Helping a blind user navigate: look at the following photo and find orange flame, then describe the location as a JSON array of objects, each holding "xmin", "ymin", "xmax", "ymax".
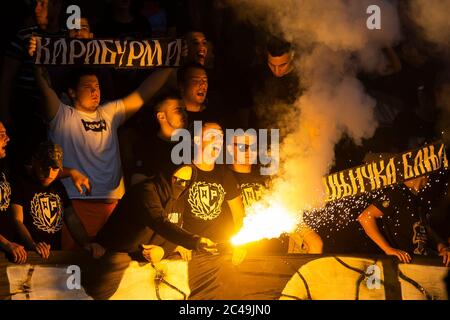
[{"xmin": 231, "ymin": 200, "xmax": 301, "ymax": 246}]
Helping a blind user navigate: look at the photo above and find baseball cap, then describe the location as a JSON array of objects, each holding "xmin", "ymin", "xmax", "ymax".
[{"xmin": 33, "ymin": 141, "xmax": 63, "ymax": 169}]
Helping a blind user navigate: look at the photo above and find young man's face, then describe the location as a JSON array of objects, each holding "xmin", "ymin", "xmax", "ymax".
[
  {"xmin": 180, "ymin": 68, "xmax": 208, "ymax": 106},
  {"xmin": 187, "ymin": 32, "xmax": 208, "ymax": 65},
  {"xmin": 200, "ymin": 123, "xmax": 223, "ymax": 164},
  {"xmin": 71, "ymin": 75, "xmax": 101, "ymax": 112},
  {"xmin": 34, "ymin": 164, "xmax": 60, "ymax": 187},
  {"xmin": 35, "ymin": 0, "xmax": 49, "ymax": 28},
  {"xmin": 0, "ymin": 122, "xmax": 10, "ymax": 159},
  {"xmin": 232, "ymin": 134, "xmax": 258, "ymax": 165},
  {"xmin": 68, "ymin": 18, "xmax": 92, "ymax": 39},
  {"xmin": 267, "ymin": 52, "xmax": 293, "ymax": 78},
  {"xmin": 160, "ymin": 99, "xmax": 187, "ymax": 130}
]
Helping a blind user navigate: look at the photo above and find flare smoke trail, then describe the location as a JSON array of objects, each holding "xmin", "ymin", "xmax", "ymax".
[{"xmin": 227, "ymin": 0, "xmax": 401, "ymax": 215}]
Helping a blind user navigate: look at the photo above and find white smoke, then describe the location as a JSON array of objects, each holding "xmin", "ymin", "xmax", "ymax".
[
  {"xmin": 408, "ymin": 0, "xmax": 450, "ymax": 48},
  {"xmin": 227, "ymin": 0, "xmax": 402, "ymax": 212}
]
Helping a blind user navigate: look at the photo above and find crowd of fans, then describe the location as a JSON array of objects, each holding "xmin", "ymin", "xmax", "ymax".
[{"xmin": 0, "ymin": 0, "xmax": 449, "ymax": 290}]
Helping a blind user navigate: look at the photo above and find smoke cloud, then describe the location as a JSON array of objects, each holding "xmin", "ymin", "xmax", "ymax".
[
  {"xmin": 408, "ymin": 0, "xmax": 450, "ymax": 48},
  {"xmin": 227, "ymin": 0, "xmax": 402, "ymax": 214}
]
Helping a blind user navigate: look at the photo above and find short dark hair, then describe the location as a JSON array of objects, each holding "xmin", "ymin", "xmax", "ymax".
[
  {"xmin": 67, "ymin": 68, "xmax": 99, "ymax": 91},
  {"xmin": 153, "ymin": 92, "xmax": 183, "ymax": 115},
  {"xmin": 177, "ymin": 62, "xmax": 207, "ymax": 87},
  {"xmin": 267, "ymin": 37, "xmax": 292, "ymax": 57}
]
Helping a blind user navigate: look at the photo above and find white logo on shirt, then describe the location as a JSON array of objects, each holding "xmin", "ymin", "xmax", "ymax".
[
  {"xmin": 241, "ymin": 183, "xmax": 265, "ymax": 208},
  {"xmin": 168, "ymin": 212, "xmax": 181, "ymax": 224},
  {"xmin": 0, "ymin": 173, "xmax": 11, "ymax": 212},
  {"xmin": 188, "ymin": 182, "xmax": 225, "ymax": 221},
  {"xmin": 30, "ymin": 193, "xmax": 64, "ymax": 233},
  {"xmin": 81, "ymin": 119, "xmax": 107, "ymax": 132}
]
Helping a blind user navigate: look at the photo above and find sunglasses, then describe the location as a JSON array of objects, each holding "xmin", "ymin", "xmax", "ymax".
[{"xmin": 234, "ymin": 143, "xmax": 258, "ymax": 152}]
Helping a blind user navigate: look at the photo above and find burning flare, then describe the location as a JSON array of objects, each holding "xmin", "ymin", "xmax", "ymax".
[{"xmin": 231, "ymin": 200, "xmax": 301, "ymax": 246}]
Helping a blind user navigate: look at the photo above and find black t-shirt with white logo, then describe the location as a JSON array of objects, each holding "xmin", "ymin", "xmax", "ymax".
[
  {"xmin": 11, "ymin": 173, "xmax": 70, "ymax": 249},
  {"xmin": 231, "ymin": 168, "xmax": 269, "ymax": 209},
  {"xmin": 181, "ymin": 165, "xmax": 241, "ymax": 243},
  {"xmin": 372, "ymin": 185, "xmax": 430, "ymax": 256},
  {"xmin": 0, "ymin": 161, "xmax": 13, "ymax": 239}
]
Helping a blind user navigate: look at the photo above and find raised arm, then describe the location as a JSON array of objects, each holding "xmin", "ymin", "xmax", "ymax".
[
  {"xmin": 122, "ymin": 68, "xmax": 173, "ymax": 120},
  {"xmin": 29, "ymin": 36, "xmax": 60, "ymax": 120},
  {"xmin": 33, "ymin": 65, "xmax": 61, "ymax": 120}
]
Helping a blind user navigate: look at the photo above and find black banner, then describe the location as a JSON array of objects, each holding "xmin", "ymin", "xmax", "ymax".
[
  {"xmin": 324, "ymin": 141, "xmax": 448, "ymax": 202},
  {"xmin": 34, "ymin": 37, "xmax": 182, "ymax": 68}
]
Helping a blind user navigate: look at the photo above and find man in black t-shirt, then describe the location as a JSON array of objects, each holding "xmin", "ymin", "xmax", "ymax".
[
  {"xmin": 179, "ymin": 123, "xmax": 245, "ymax": 245},
  {"xmin": 131, "ymin": 94, "xmax": 187, "ymax": 185},
  {"xmin": 227, "ymin": 130, "xmax": 323, "ymax": 254},
  {"xmin": 10, "ymin": 142, "xmax": 104, "ymax": 261},
  {"xmin": 249, "ymin": 38, "xmax": 301, "ymax": 130},
  {"xmin": 176, "ymin": 122, "xmax": 246, "ymax": 300},
  {"xmin": 358, "ymin": 175, "xmax": 450, "ymax": 266},
  {"xmin": 0, "ymin": 121, "xmax": 27, "ymax": 263}
]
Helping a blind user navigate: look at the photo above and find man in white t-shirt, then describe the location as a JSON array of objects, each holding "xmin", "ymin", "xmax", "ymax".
[{"xmin": 30, "ymin": 37, "xmax": 173, "ymax": 249}]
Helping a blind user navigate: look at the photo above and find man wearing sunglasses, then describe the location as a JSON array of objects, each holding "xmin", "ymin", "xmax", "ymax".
[{"xmin": 227, "ymin": 130, "xmax": 323, "ymax": 254}]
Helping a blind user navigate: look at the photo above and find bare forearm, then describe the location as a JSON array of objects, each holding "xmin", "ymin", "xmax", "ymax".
[
  {"xmin": 0, "ymin": 234, "xmax": 11, "ymax": 249},
  {"xmin": 137, "ymin": 68, "xmax": 173, "ymax": 103},
  {"xmin": 14, "ymin": 221, "xmax": 36, "ymax": 249},
  {"xmin": 59, "ymin": 167, "xmax": 75, "ymax": 179},
  {"xmin": 123, "ymin": 68, "xmax": 173, "ymax": 119},
  {"xmin": 359, "ymin": 215, "xmax": 391, "ymax": 252}
]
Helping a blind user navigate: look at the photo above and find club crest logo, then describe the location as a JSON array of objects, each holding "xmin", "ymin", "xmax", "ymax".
[
  {"xmin": 30, "ymin": 193, "xmax": 64, "ymax": 233},
  {"xmin": 0, "ymin": 173, "xmax": 11, "ymax": 212},
  {"xmin": 188, "ymin": 182, "xmax": 225, "ymax": 221},
  {"xmin": 241, "ymin": 183, "xmax": 265, "ymax": 208}
]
